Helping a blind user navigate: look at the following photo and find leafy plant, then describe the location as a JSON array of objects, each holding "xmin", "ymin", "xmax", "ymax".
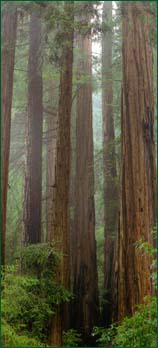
[
  {"xmin": 114, "ymin": 297, "xmax": 156, "ymax": 347},
  {"xmin": 21, "ymin": 242, "xmax": 60, "ymax": 275},
  {"xmin": 92, "ymin": 323, "xmax": 117, "ymax": 346},
  {"xmin": 135, "ymin": 236, "xmax": 156, "ymax": 285},
  {"xmin": 62, "ymin": 329, "xmax": 82, "ymax": 347},
  {"xmin": 93, "ymin": 297, "xmax": 156, "ymax": 347},
  {"xmin": 2, "ymin": 319, "xmax": 44, "ymax": 347},
  {"xmin": 2, "ymin": 243, "xmax": 72, "ymax": 344}
]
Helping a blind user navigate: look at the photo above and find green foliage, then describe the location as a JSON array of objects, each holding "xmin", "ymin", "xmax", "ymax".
[
  {"xmin": 115, "ymin": 297, "xmax": 156, "ymax": 347},
  {"xmin": 2, "ymin": 244, "xmax": 72, "ymax": 344},
  {"xmin": 92, "ymin": 323, "xmax": 117, "ymax": 346},
  {"xmin": 135, "ymin": 236, "xmax": 156, "ymax": 285},
  {"xmin": 62, "ymin": 329, "xmax": 82, "ymax": 347},
  {"xmin": 21, "ymin": 242, "xmax": 59, "ymax": 275},
  {"xmin": 2, "ymin": 266, "xmax": 52, "ymax": 343},
  {"xmin": 93, "ymin": 297, "xmax": 156, "ymax": 347},
  {"xmin": 2, "ymin": 319, "xmax": 43, "ymax": 347},
  {"xmin": 102, "ymin": 18, "xmax": 113, "ymax": 34},
  {"xmin": 135, "ymin": 239, "xmax": 155, "ymax": 255},
  {"xmin": 21, "ymin": 243, "xmax": 72, "ymax": 303}
]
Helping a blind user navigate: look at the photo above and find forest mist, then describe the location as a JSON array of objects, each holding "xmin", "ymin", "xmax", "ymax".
[{"xmin": 2, "ymin": 1, "xmax": 157, "ymax": 347}]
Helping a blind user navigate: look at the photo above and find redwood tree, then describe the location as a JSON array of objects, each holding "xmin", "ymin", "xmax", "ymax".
[
  {"xmin": 72, "ymin": 13, "xmax": 99, "ymax": 336},
  {"xmin": 116, "ymin": 1, "xmax": 156, "ymax": 321},
  {"xmin": 45, "ymin": 82, "xmax": 58, "ymax": 243},
  {"xmin": 50, "ymin": 2, "xmax": 74, "ymax": 345},
  {"xmin": 102, "ymin": 1, "xmax": 118, "ymax": 326},
  {"xmin": 23, "ymin": 9, "xmax": 43, "ymax": 244},
  {"xmin": 2, "ymin": 4, "xmax": 17, "ymax": 265}
]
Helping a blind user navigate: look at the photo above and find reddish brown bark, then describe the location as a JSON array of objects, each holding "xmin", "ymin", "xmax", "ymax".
[
  {"xmin": 69, "ymin": 98, "xmax": 77, "ymax": 287},
  {"xmin": 50, "ymin": 2, "xmax": 74, "ymax": 346},
  {"xmin": 45, "ymin": 83, "xmax": 58, "ymax": 243},
  {"xmin": 116, "ymin": 2, "xmax": 156, "ymax": 321},
  {"xmin": 23, "ymin": 10, "xmax": 43, "ymax": 245},
  {"xmin": 102, "ymin": 1, "xmax": 118, "ymax": 326},
  {"xmin": 2, "ymin": 6, "xmax": 17, "ymax": 265},
  {"xmin": 72, "ymin": 21, "xmax": 99, "ymax": 336}
]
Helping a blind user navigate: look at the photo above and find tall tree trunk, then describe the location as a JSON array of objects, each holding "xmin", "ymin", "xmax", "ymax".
[
  {"xmin": 23, "ymin": 10, "xmax": 43, "ymax": 245},
  {"xmin": 50, "ymin": 2, "xmax": 74, "ymax": 346},
  {"xmin": 69, "ymin": 98, "xmax": 77, "ymax": 310},
  {"xmin": 102, "ymin": 1, "xmax": 118, "ymax": 326},
  {"xmin": 46, "ymin": 111, "xmax": 58, "ymax": 242},
  {"xmin": 2, "ymin": 6, "xmax": 17, "ymax": 265},
  {"xmin": 72, "ymin": 19, "xmax": 99, "ymax": 337},
  {"xmin": 117, "ymin": 2, "xmax": 156, "ymax": 321},
  {"xmin": 45, "ymin": 83, "xmax": 58, "ymax": 243}
]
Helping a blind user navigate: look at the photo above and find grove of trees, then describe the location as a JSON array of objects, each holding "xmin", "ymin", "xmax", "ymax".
[{"xmin": 2, "ymin": 1, "xmax": 156, "ymax": 347}]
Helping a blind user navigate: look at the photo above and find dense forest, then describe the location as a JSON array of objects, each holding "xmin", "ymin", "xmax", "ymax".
[{"xmin": 2, "ymin": 1, "xmax": 157, "ymax": 347}]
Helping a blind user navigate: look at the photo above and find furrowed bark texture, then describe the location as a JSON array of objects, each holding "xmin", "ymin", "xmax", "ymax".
[
  {"xmin": 69, "ymin": 98, "xmax": 77, "ymax": 290},
  {"xmin": 117, "ymin": 2, "xmax": 156, "ymax": 321},
  {"xmin": 72, "ymin": 20, "xmax": 99, "ymax": 335},
  {"xmin": 23, "ymin": 11, "xmax": 43, "ymax": 244},
  {"xmin": 46, "ymin": 111, "xmax": 58, "ymax": 242},
  {"xmin": 102, "ymin": 1, "xmax": 118, "ymax": 326},
  {"xmin": 50, "ymin": 2, "xmax": 74, "ymax": 346},
  {"xmin": 46, "ymin": 82, "xmax": 58, "ymax": 243},
  {"xmin": 2, "ymin": 6, "xmax": 17, "ymax": 265}
]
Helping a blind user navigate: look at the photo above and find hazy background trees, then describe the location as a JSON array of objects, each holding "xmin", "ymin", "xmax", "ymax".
[{"xmin": 2, "ymin": 1, "xmax": 156, "ymax": 347}]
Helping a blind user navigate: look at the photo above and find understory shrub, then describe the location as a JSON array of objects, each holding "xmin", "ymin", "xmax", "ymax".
[
  {"xmin": 114, "ymin": 297, "xmax": 156, "ymax": 347},
  {"xmin": 2, "ymin": 319, "xmax": 43, "ymax": 347},
  {"xmin": 62, "ymin": 329, "xmax": 82, "ymax": 347},
  {"xmin": 93, "ymin": 297, "xmax": 156, "ymax": 347},
  {"xmin": 2, "ymin": 243, "xmax": 72, "ymax": 345},
  {"xmin": 92, "ymin": 323, "xmax": 117, "ymax": 346}
]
